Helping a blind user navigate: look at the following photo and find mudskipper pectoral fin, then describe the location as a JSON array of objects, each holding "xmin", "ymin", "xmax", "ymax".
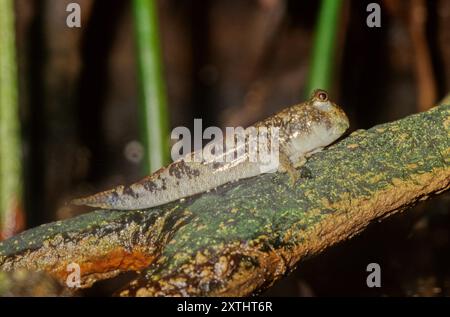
[{"xmin": 279, "ymin": 151, "xmax": 304, "ymax": 187}]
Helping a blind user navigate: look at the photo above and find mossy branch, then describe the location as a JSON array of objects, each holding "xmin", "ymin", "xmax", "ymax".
[{"xmin": 1, "ymin": 98, "xmax": 449, "ymax": 296}]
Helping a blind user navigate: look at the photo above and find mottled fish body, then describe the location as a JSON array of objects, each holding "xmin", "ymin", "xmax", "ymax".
[{"xmin": 72, "ymin": 90, "xmax": 349, "ymax": 210}]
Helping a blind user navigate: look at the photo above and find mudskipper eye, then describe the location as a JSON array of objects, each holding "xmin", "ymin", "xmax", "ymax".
[
  {"xmin": 313, "ymin": 90, "xmax": 332, "ymax": 111},
  {"xmin": 316, "ymin": 90, "xmax": 328, "ymax": 102}
]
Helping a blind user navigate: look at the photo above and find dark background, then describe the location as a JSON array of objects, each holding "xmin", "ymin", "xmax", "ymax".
[{"xmin": 11, "ymin": 0, "xmax": 450, "ymax": 296}]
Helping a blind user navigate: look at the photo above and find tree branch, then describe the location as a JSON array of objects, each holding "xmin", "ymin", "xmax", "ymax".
[{"xmin": 1, "ymin": 98, "xmax": 449, "ymax": 296}]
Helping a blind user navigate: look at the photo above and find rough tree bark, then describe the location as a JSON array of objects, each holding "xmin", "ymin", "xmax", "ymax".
[{"xmin": 0, "ymin": 98, "xmax": 449, "ymax": 296}]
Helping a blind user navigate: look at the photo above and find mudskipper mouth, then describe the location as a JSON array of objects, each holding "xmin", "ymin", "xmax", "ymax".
[{"xmin": 326, "ymin": 121, "xmax": 350, "ymax": 147}]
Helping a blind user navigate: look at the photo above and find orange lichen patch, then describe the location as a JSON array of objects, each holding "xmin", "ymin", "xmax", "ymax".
[
  {"xmin": 195, "ymin": 251, "xmax": 208, "ymax": 265},
  {"xmin": 213, "ymin": 256, "xmax": 230, "ymax": 277},
  {"xmin": 367, "ymin": 172, "xmax": 386, "ymax": 184},
  {"xmin": 443, "ymin": 115, "xmax": 450, "ymax": 129},
  {"xmin": 397, "ymin": 133, "xmax": 410, "ymax": 142},
  {"xmin": 52, "ymin": 247, "xmax": 155, "ymax": 287},
  {"xmin": 346, "ymin": 143, "xmax": 359, "ymax": 149},
  {"xmin": 349, "ymin": 129, "xmax": 366, "ymax": 137},
  {"xmin": 319, "ymin": 197, "xmax": 331, "ymax": 207}
]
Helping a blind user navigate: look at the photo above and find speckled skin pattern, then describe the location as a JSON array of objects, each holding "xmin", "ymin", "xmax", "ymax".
[{"xmin": 72, "ymin": 90, "xmax": 349, "ymax": 210}]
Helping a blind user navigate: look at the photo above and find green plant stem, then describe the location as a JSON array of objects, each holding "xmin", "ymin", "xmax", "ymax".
[
  {"xmin": 0, "ymin": 0, "xmax": 22, "ymax": 238},
  {"xmin": 132, "ymin": 0, "xmax": 170, "ymax": 173},
  {"xmin": 305, "ymin": 0, "xmax": 343, "ymax": 96}
]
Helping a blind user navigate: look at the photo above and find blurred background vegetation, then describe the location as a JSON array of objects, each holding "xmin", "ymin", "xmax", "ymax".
[{"xmin": 0, "ymin": 0, "xmax": 449, "ymax": 296}]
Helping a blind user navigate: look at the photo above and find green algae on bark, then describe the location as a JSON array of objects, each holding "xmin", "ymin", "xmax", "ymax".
[{"xmin": 0, "ymin": 100, "xmax": 449, "ymax": 296}]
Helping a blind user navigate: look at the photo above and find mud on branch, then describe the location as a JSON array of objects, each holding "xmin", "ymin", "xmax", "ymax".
[{"xmin": 0, "ymin": 98, "xmax": 449, "ymax": 296}]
